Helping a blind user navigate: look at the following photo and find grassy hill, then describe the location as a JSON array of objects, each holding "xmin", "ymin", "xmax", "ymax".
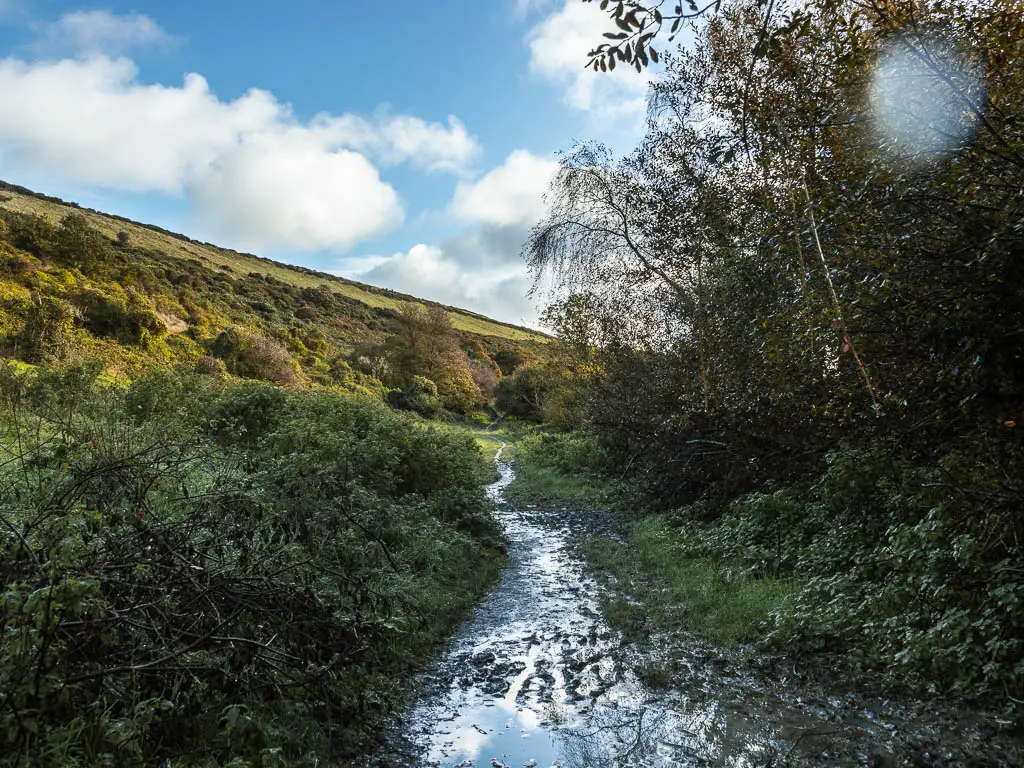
[
  {"xmin": 0, "ymin": 181, "xmax": 544, "ymax": 342},
  {"xmin": 0, "ymin": 181, "xmax": 546, "ymax": 407}
]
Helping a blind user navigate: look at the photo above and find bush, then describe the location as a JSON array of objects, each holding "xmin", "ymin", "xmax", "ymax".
[
  {"xmin": 211, "ymin": 327, "xmax": 302, "ymax": 386},
  {"xmin": 0, "ymin": 368, "xmax": 504, "ymax": 766},
  {"xmin": 4, "ymin": 212, "xmax": 55, "ymax": 255},
  {"xmin": 195, "ymin": 354, "xmax": 227, "ymax": 378},
  {"xmin": 74, "ymin": 287, "xmax": 167, "ymax": 349},
  {"xmin": 670, "ymin": 446, "xmax": 1024, "ymax": 697},
  {"xmin": 387, "ymin": 375, "xmax": 442, "ymax": 416},
  {"xmin": 507, "ymin": 431, "xmax": 614, "ymax": 505},
  {"xmin": 53, "ymin": 213, "xmax": 115, "ymax": 273},
  {"xmin": 17, "ymin": 295, "xmax": 79, "ymax": 363},
  {"xmin": 495, "ymin": 364, "xmax": 552, "ymax": 421}
]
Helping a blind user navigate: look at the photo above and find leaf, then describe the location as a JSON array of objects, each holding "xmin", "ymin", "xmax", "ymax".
[
  {"xmin": 650, "ymin": 47, "xmax": 659, "ymax": 63},
  {"xmin": 604, "ymin": 31, "xmax": 629, "ymax": 39}
]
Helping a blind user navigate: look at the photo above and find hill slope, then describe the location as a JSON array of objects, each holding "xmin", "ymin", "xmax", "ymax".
[
  {"xmin": 0, "ymin": 181, "xmax": 545, "ymax": 408},
  {"xmin": 0, "ymin": 181, "xmax": 544, "ymax": 342}
]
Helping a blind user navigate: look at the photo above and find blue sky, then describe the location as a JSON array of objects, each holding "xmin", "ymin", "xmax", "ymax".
[{"xmin": 0, "ymin": 0, "xmax": 655, "ymax": 325}]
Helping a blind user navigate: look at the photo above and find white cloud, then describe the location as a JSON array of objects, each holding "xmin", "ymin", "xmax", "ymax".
[
  {"xmin": 32, "ymin": 10, "xmax": 178, "ymax": 57},
  {"xmin": 325, "ymin": 113, "xmax": 479, "ymax": 173},
  {"xmin": 350, "ymin": 242, "xmax": 539, "ymax": 326},
  {"xmin": 527, "ymin": 0, "xmax": 653, "ymax": 117},
  {"xmin": 450, "ymin": 149, "xmax": 558, "ymax": 228},
  {"xmin": 191, "ymin": 130, "xmax": 402, "ymax": 252},
  {"xmin": 0, "ymin": 57, "xmax": 280, "ymax": 193},
  {"xmin": 337, "ymin": 149, "xmax": 561, "ymax": 324},
  {"xmin": 0, "ymin": 54, "xmax": 480, "ymax": 252}
]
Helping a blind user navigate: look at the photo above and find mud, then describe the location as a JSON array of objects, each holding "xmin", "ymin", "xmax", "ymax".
[{"xmin": 367, "ymin": 453, "xmax": 1020, "ymax": 767}]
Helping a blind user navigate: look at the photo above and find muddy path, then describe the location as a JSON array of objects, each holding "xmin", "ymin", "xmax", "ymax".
[{"xmin": 369, "ymin": 454, "xmax": 1019, "ymax": 767}]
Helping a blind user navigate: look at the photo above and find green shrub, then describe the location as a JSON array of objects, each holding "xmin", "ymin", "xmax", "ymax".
[
  {"xmin": 668, "ymin": 447, "xmax": 1024, "ymax": 696},
  {"xmin": 211, "ymin": 327, "xmax": 302, "ymax": 386},
  {"xmin": 0, "ymin": 368, "xmax": 505, "ymax": 766},
  {"xmin": 387, "ymin": 375, "xmax": 442, "ymax": 416},
  {"xmin": 17, "ymin": 295, "xmax": 80, "ymax": 363},
  {"xmin": 74, "ymin": 287, "xmax": 167, "ymax": 349},
  {"xmin": 507, "ymin": 431, "xmax": 614, "ymax": 505},
  {"xmin": 53, "ymin": 213, "xmax": 116, "ymax": 273},
  {"xmin": 495, "ymin": 364, "xmax": 552, "ymax": 421}
]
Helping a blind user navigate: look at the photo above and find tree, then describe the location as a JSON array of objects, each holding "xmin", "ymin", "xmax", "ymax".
[
  {"xmin": 581, "ymin": 0, "xmax": 715, "ymax": 72},
  {"xmin": 530, "ymin": 0, "xmax": 1024, "ymax": 494},
  {"xmin": 387, "ymin": 305, "xmax": 480, "ymax": 412},
  {"xmin": 54, "ymin": 213, "xmax": 115, "ymax": 274}
]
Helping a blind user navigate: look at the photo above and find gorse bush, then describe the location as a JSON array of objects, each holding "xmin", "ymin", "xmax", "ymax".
[
  {"xmin": 211, "ymin": 327, "xmax": 302, "ymax": 387},
  {"xmin": 0, "ymin": 361, "xmax": 504, "ymax": 766}
]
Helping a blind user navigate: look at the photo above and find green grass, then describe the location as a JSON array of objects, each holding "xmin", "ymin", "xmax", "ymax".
[
  {"xmin": 505, "ymin": 462, "xmax": 613, "ymax": 506},
  {"xmin": 584, "ymin": 516, "xmax": 797, "ymax": 646},
  {"xmin": 0, "ymin": 188, "xmax": 547, "ymax": 342},
  {"xmin": 503, "ymin": 429, "xmax": 614, "ymax": 506}
]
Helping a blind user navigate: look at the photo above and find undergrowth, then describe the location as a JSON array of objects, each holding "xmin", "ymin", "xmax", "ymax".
[
  {"xmin": 584, "ymin": 518, "xmax": 796, "ymax": 645},
  {"xmin": 0, "ymin": 360, "xmax": 505, "ymax": 767},
  {"xmin": 505, "ymin": 430, "xmax": 614, "ymax": 506}
]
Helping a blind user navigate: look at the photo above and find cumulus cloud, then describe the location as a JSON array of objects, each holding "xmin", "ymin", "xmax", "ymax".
[
  {"xmin": 192, "ymin": 130, "xmax": 402, "ymax": 252},
  {"xmin": 326, "ymin": 113, "xmax": 479, "ymax": 173},
  {"xmin": 0, "ymin": 53, "xmax": 480, "ymax": 252},
  {"xmin": 527, "ymin": 0, "xmax": 653, "ymax": 117},
  {"xmin": 340, "ymin": 148, "xmax": 558, "ymax": 325},
  {"xmin": 451, "ymin": 149, "xmax": 558, "ymax": 227},
  {"xmin": 31, "ymin": 10, "xmax": 179, "ymax": 57},
  {"xmin": 0, "ymin": 57, "xmax": 279, "ymax": 193},
  {"xmin": 354, "ymin": 241, "xmax": 539, "ymax": 326}
]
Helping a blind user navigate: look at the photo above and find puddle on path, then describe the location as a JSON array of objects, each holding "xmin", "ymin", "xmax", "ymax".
[
  {"xmin": 373, "ymin": 451, "xmax": 1018, "ymax": 768},
  {"xmin": 382, "ymin": 453, "xmax": 779, "ymax": 768}
]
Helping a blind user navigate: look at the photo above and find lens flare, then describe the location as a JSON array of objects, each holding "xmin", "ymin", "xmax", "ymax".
[{"xmin": 869, "ymin": 37, "xmax": 984, "ymax": 163}]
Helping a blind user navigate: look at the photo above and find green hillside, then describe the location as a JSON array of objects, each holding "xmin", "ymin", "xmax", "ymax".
[
  {"xmin": 0, "ymin": 181, "xmax": 544, "ymax": 342},
  {"xmin": 0, "ymin": 180, "xmax": 546, "ymax": 409}
]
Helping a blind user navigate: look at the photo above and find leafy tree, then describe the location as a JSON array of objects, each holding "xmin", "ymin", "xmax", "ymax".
[
  {"xmin": 53, "ymin": 213, "xmax": 115, "ymax": 273},
  {"xmin": 528, "ymin": 0, "xmax": 1024, "ymax": 693},
  {"xmin": 388, "ymin": 304, "xmax": 480, "ymax": 412},
  {"xmin": 495, "ymin": 364, "xmax": 555, "ymax": 421}
]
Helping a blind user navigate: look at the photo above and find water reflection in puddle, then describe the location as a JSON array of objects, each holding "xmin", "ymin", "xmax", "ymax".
[
  {"xmin": 377, "ymin": 450, "xmax": 1020, "ymax": 768},
  {"xmin": 395, "ymin": 452, "xmax": 774, "ymax": 768}
]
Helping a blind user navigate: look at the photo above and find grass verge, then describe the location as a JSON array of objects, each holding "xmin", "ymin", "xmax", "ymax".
[
  {"xmin": 504, "ymin": 430, "xmax": 614, "ymax": 506},
  {"xmin": 583, "ymin": 516, "xmax": 797, "ymax": 646}
]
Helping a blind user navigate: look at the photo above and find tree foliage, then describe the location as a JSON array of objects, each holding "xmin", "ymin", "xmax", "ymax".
[{"xmin": 529, "ymin": 0, "xmax": 1024, "ymax": 695}]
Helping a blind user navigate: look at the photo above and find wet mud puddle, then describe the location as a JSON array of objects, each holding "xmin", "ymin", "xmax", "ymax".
[
  {"xmin": 381, "ymin": 452, "xmax": 1019, "ymax": 768},
  {"xmin": 388, "ymin": 452, "xmax": 727, "ymax": 768}
]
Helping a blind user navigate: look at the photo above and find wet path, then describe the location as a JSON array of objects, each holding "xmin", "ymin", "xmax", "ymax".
[
  {"xmin": 384, "ymin": 453, "xmax": 725, "ymax": 767},
  {"xmin": 376, "ymin": 452, "xmax": 1018, "ymax": 768}
]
